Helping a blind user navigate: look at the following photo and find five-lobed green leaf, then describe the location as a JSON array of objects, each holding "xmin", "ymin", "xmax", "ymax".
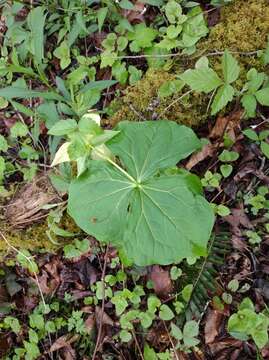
[{"xmin": 68, "ymin": 121, "xmax": 214, "ymax": 266}]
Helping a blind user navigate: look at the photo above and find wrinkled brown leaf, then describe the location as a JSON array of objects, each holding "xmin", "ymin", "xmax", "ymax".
[
  {"xmin": 204, "ymin": 309, "xmax": 224, "ymax": 344},
  {"xmin": 224, "ymin": 205, "xmax": 253, "ymax": 236},
  {"xmin": 49, "ymin": 334, "xmax": 79, "ymax": 353},
  {"xmin": 149, "ymin": 265, "xmax": 173, "ymax": 298},
  {"xmin": 208, "ymin": 338, "xmax": 242, "ymax": 356},
  {"xmin": 209, "ymin": 110, "xmax": 242, "ymax": 140},
  {"xmin": 62, "ymin": 345, "xmax": 76, "ymax": 360},
  {"xmin": 84, "ymin": 313, "xmax": 95, "ymax": 334},
  {"xmin": 186, "ymin": 143, "xmax": 215, "ymax": 170},
  {"xmin": 95, "ymin": 306, "xmax": 114, "ymax": 327}
]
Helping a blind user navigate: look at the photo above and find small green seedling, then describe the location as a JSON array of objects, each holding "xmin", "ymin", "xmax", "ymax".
[{"xmin": 228, "ymin": 298, "xmax": 269, "ymax": 349}]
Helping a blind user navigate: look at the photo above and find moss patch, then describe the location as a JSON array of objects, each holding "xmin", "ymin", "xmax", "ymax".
[
  {"xmin": 0, "ymin": 214, "xmax": 79, "ymax": 260},
  {"xmin": 107, "ymin": 0, "xmax": 269, "ymax": 127},
  {"xmin": 107, "ymin": 69, "xmax": 209, "ymax": 128},
  {"xmin": 203, "ymin": 0, "xmax": 269, "ymax": 53}
]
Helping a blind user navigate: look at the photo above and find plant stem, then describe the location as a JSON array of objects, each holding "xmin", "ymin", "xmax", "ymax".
[{"xmin": 89, "ymin": 144, "xmax": 137, "ymax": 184}]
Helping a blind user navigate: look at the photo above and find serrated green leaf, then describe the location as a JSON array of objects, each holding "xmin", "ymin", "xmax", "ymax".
[
  {"xmin": 252, "ymin": 328, "xmax": 269, "ymax": 349},
  {"xmin": 68, "ymin": 121, "xmax": 214, "ymax": 266},
  {"xmin": 144, "ymin": 343, "xmax": 158, "ymax": 360},
  {"xmin": 182, "ymin": 284, "xmax": 193, "ymax": 302},
  {"xmin": 158, "ymin": 80, "xmax": 184, "ymax": 98},
  {"xmin": 10, "ymin": 122, "xmax": 28, "ymax": 138},
  {"xmin": 246, "ymin": 68, "xmax": 265, "ymax": 93},
  {"xmin": 256, "ymin": 87, "xmax": 269, "ymax": 106},
  {"xmin": 219, "ymin": 150, "xmax": 239, "ymax": 162},
  {"xmin": 222, "ymin": 50, "xmax": 240, "ymax": 84},
  {"xmin": 241, "ymin": 94, "xmax": 257, "ymax": 118},
  {"xmin": 180, "ymin": 68, "xmax": 222, "ymax": 93},
  {"xmin": 184, "ymin": 320, "xmax": 199, "ymax": 337},
  {"xmin": 171, "ymin": 323, "xmax": 183, "ymax": 340},
  {"xmin": 211, "ymin": 84, "xmax": 234, "ymax": 115}
]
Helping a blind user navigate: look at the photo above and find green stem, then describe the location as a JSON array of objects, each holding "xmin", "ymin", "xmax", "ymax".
[{"xmin": 89, "ymin": 144, "xmax": 137, "ymax": 184}]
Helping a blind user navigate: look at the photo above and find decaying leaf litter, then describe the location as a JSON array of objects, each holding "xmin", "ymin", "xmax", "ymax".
[{"xmin": 0, "ymin": 0, "xmax": 269, "ymax": 359}]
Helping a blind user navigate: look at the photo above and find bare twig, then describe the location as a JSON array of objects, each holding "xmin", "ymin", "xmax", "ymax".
[
  {"xmin": 132, "ymin": 330, "xmax": 145, "ymax": 360},
  {"xmin": 92, "ymin": 245, "xmax": 109, "ymax": 360}
]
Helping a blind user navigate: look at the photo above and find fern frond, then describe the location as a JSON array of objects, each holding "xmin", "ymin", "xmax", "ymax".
[{"xmin": 183, "ymin": 232, "xmax": 231, "ymax": 322}]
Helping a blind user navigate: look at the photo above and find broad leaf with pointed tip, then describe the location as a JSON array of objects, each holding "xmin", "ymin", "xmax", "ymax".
[{"xmin": 68, "ymin": 121, "xmax": 214, "ymax": 266}]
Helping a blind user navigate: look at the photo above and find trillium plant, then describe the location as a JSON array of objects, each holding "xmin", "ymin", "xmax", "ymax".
[{"xmin": 50, "ymin": 116, "xmax": 214, "ymax": 266}]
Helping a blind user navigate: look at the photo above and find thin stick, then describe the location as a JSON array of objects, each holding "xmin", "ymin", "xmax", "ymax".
[
  {"xmin": 163, "ymin": 321, "xmax": 180, "ymax": 360},
  {"xmin": 131, "ymin": 330, "xmax": 145, "ymax": 360},
  {"xmin": 92, "ymin": 245, "xmax": 109, "ymax": 360},
  {"xmin": 157, "ymin": 90, "xmax": 192, "ymax": 120}
]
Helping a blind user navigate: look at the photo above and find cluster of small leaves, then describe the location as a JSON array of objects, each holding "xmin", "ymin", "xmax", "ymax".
[
  {"xmin": 228, "ymin": 298, "xmax": 269, "ymax": 349},
  {"xmin": 179, "ymin": 50, "xmax": 269, "ymax": 117},
  {"xmin": 49, "ymin": 112, "xmax": 118, "ymax": 177}
]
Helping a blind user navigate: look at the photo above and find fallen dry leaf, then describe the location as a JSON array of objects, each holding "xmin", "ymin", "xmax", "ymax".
[
  {"xmin": 186, "ymin": 143, "xmax": 215, "ymax": 170},
  {"xmin": 208, "ymin": 338, "xmax": 242, "ymax": 357},
  {"xmin": 149, "ymin": 265, "xmax": 173, "ymax": 298},
  {"xmin": 209, "ymin": 110, "xmax": 242, "ymax": 141},
  {"xmin": 204, "ymin": 309, "xmax": 224, "ymax": 344},
  {"xmin": 84, "ymin": 313, "xmax": 95, "ymax": 334},
  {"xmin": 224, "ymin": 204, "xmax": 253, "ymax": 236},
  {"xmin": 49, "ymin": 334, "xmax": 79, "ymax": 353},
  {"xmin": 61, "ymin": 345, "xmax": 76, "ymax": 360},
  {"xmin": 95, "ymin": 306, "xmax": 114, "ymax": 327}
]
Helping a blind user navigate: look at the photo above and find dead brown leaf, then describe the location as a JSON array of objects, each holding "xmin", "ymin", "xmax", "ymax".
[
  {"xmin": 224, "ymin": 204, "xmax": 253, "ymax": 236},
  {"xmin": 49, "ymin": 334, "xmax": 79, "ymax": 353},
  {"xmin": 208, "ymin": 338, "xmax": 242, "ymax": 357},
  {"xmin": 61, "ymin": 345, "xmax": 76, "ymax": 360},
  {"xmin": 84, "ymin": 314, "xmax": 95, "ymax": 334},
  {"xmin": 209, "ymin": 110, "xmax": 242, "ymax": 141},
  {"xmin": 149, "ymin": 265, "xmax": 173, "ymax": 298},
  {"xmin": 186, "ymin": 143, "xmax": 216, "ymax": 170},
  {"xmin": 95, "ymin": 306, "xmax": 114, "ymax": 327},
  {"xmin": 204, "ymin": 309, "xmax": 224, "ymax": 344}
]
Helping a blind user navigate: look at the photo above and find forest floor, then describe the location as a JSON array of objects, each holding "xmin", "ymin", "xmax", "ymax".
[{"xmin": 0, "ymin": 0, "xmax": 269, "ymax": 359}]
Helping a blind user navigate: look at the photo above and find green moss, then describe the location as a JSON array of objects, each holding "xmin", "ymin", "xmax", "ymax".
[
  {"xmin": 197, "ymin": 0, "xmax": 269, "ymax": 75},
  {"xmin": 0, "ymin": 214, "xmax": 79, "ymax": 260},
  {"xmin": 0, "ymin": 221, "xmax": 56, "ymax": 254},
  {"xmin": 107, "ymin": 69, "xmax": 209, "ymax": 128},
  {"xmin": 107, "ymin": 0, "xmax": 269, "ymax": 127},
  {"xmin": 203, "ymin": 0, "xmax": 269, "ymax": 53}
]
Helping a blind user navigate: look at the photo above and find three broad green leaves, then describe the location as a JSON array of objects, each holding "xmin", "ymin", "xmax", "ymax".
[{"xmin": 68, "ymin": 121, "xmax": 214, "ymax": 266}]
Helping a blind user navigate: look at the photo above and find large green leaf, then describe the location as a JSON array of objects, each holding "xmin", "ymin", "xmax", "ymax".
[
  {"xmin": 68, "ymin": 121, "xmax": 214, "ymax": 266},
  {"xmin": 108, "ymin": 121, "xmax": 201, "ymax": 182}
]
